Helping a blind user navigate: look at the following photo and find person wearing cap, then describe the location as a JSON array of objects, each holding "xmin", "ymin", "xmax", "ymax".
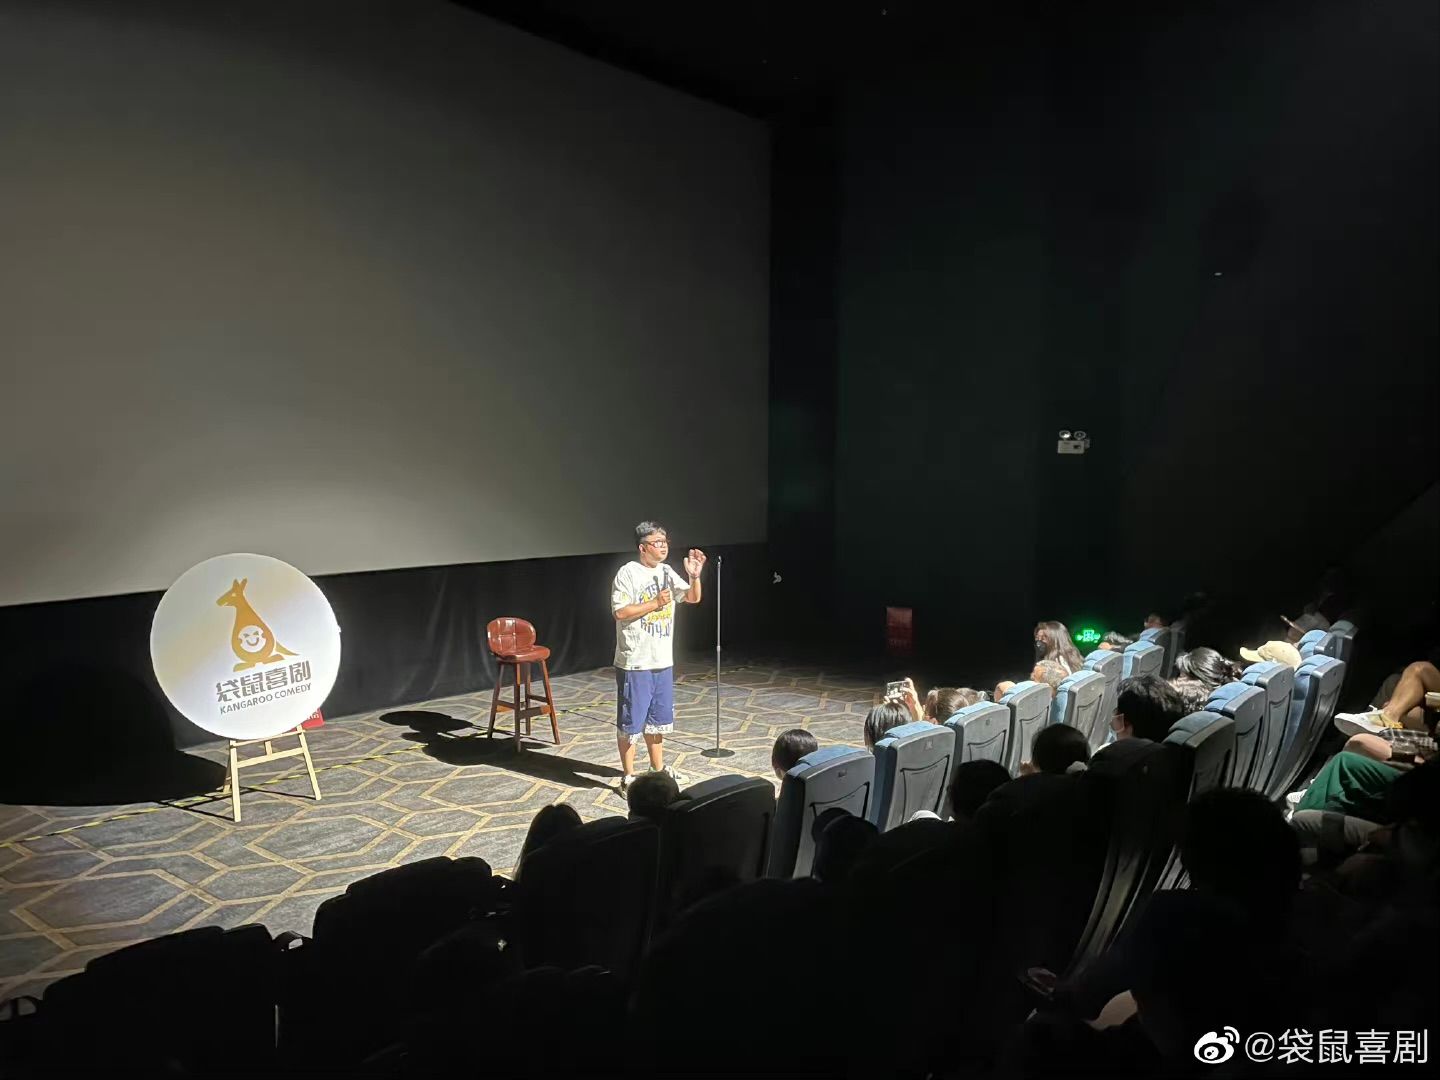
[{"xmin": 1239, "ymin": 640, "xmax": 1303, "ymax": 669}]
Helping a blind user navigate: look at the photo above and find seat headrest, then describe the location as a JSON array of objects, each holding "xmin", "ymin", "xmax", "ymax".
[
  {"xmin": 874, "ymin": 720, "xmax": 953, "ymax": 749},
  {"xmin": 1058, "ymin": 669, "xmax": 1103, "ymax": 692},
  {"xmin": 946, "ymin": 700, "xmax": 1009, "ymax": 726}
]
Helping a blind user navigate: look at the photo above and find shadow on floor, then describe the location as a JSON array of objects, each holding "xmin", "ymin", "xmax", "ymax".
[
  {"xmin": 379, "ymin": 710, "xmax": 620, "ymax": 790},
  {"xmin": 0, "ymin": 669, "xmax": 227, "ymax": 806}
]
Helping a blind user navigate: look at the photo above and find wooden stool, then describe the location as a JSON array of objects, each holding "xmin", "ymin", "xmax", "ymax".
[
  {"xmin": 486, "ymin": 617, "xmax": 560, "ymax": 752},
  {"xmin": 220, "ymin": 724, "xmax": 322, "ymax": 823}
]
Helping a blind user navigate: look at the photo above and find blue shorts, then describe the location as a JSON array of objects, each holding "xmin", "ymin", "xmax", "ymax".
[{"xmin": 616, "ymin": 667, "xmax": 674, "ymax": 739}]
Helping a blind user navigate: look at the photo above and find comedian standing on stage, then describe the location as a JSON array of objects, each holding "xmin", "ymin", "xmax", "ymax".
[{"xmin": 611, "ymin": 521, "xmax": 705, "ymax": 791}]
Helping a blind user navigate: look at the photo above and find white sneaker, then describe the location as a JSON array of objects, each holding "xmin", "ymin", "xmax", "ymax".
[
  {"xmin": 619, "ymin": 773, "xmax": 636, "ymax": 794},
  {"xmin": 1334, "ymin": 710, "xmax": 1388, "ymax": 738},
  {"xmin": 656, "ymin": 765, "xmax": 687, "ymax": 787}
]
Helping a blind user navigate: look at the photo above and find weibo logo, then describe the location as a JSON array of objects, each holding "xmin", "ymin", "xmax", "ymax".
[
  {"xmin": 216, "ymin": 578, "xmax": 298, "ymax": 672},
  {"xmin": 1193, "ymin": 1027, "xmax": 1240, "ymax": 1065}
]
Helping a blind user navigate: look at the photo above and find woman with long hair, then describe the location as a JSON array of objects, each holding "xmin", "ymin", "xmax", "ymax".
[
  {"xmin": 1035, "ymin": 620, "xmax": 1087, "ymax": 675},
  {"xmin": 1171, "ymin": 646, "xmax": 1246, "ymax": 714},
  {"xmin": 1174, "ymin": 647, "xmax": 1245, "ymax": 690}
]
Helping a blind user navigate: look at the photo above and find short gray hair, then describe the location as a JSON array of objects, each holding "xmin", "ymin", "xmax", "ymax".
[{"xmin": 634, "ymin": 521, "xmax": 667, "ymax": 546}]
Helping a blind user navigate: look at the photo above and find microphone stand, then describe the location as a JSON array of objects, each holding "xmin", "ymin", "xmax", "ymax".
[{"xmin": 700, "ymin": 553, "xmax": 734, "ymax": 759}]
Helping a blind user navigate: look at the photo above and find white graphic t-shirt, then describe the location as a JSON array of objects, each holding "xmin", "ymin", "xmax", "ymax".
[{"xmin": 612, "ymin": 560, "xmax": 692, "ymax": 670}]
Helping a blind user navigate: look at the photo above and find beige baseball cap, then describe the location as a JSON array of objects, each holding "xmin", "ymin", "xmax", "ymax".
[{"xmin": 1239, "ymin": 640, "xmax": 1302, "ymax": 668}]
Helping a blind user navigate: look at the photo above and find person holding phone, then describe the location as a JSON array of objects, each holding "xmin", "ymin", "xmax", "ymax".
[{"xmin": 611, "ymin": 521, "xmax": 705, "ymax": 792}]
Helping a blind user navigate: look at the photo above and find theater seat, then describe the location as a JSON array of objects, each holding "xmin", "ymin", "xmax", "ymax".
[
  {"xmin": 1241, "ymin": 661, "xmax": 1295, "ymax": 798},
  {"xmin": 1052, "ymin": 670, "xmax": 1107, "ymax": 749},
  {"xmin": 654, "ymin": 776, "xmax": 774, "ymax": 930},
  {"xmin": 1164, "ymin": 712, "xmax": 1237, "ymax": 795},
  {"xmin": 1155, "ymin": 712, "xmax": 1237, "ymax": 889},
  {"xmin": 1084, "ymin": 649, "xmax": 1124, "ymax": 752},
  {"xmin": 1205, "ymin": 682, "xmax": 1267, "ymax": 790},
  {"xmin": 766, "ymin": 747, "xmax": 875, "ymax": 878},
  {"xmin": 1297, "ymin": 629, "xmax": 1339, "ymax": 659},
  {"xmin": 1329, "ymin": 619, "xmax": 1358, "ymax": 666},
  {"xmin": 1168, "ymin": 621, "xmax": 1188, "ymax": 672},
  {"xmin": 943, "ymin": 701, "xmax": 1011, "ymax": 766},
  {"xmin": 1140, "ymin": 625, "xmax": 1176, "ymax": 676},
  {"xmin": 1122, "ymin": 640, "xmax": 1163, "ymax": 680},
  {"xmin": 1266, "ymin": 655, "xmax": 1347, "ymax": 801},
  {"xmin": 868, "ymin": 721, "xmax": 956, "ymax": 831},
  {"xmin": 517, "ymin": 817, "xmax": 660, "ymax": 979},
  {"xmin": 1297, "ymin": 629, "xmax": 1349, "ymax": 699},
  {"xmin": 40, "ymin": 925, "xmax": 278, "ymax": 1074},
  {"xmin": 1000, "ymin": 681, "xmax": 1053, "ymax": 775},
  {"xmin": 1065, "ymin": 741, "xmax": 1188, "ymax": 980}
]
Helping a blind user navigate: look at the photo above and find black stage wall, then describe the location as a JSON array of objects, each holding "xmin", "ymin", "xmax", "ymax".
[
  {"xmin": 0, "ymin": 544, "xmax": 771, "ymax": 799},
  {"xmin": 775, "ymin": 0, "xmax": 1440, "ymax": 670}
]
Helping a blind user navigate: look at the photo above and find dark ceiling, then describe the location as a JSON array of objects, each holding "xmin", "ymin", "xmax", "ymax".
[{"xmin": 449, "ymin": 0, "xmax": 921, "ymax": 118}]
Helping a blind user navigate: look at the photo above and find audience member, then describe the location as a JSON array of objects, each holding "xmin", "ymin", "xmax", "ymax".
[
  {"xmin": 924, "ymin": 685, "xmax": 980, "ymax": 722},
  {"xmin": 888, "ymin": 679, "xmax": 983, "ymax": 725},
  {"xmin": 1170, "ymin": 646, "xmax": 1244, "ymax": 713},
  {"xmin": 1024, "ymin": 723, "xmax": 1090, "ymax": 776},
  {"xmin": 862, "ymin": 701, "xmax": 911, "ymax": 750},
  {"xmin": 948, "ymin": 759, "xmax": 1011, "ymax": 822},
  {"xmin": 1107, "ymin": 674, "xmax": 1186, "ymax": 743},
  {"xmin": 517, "ymin": 803, "xmax": 581, "ymax": 874},
  {"xmin": 996, "ymin": 658, "xmax": 1068, "ymax": 701},
  {"xmin": 1142, "ymin": 613, "xmax": 1165, "ymax": 630},
  {"xmin": 810, "ymin": 807, "xmax": 878, "ymax": 884},
  {"xmin": 769, "ymin": 727, "xmax": 817, "ymax": 779},
  {"xmin": 1238, "ymin": 638, "xmax": 1302, "ymax": 668},
  {"xmin": 1295, "ymin": 751, "xmax": 1403, "ymax": 822},
  {"xmin": 1036, "ymin": 620, "xmax": 1087, "ymax": 674},
  {"xmin": 626, "ymin": 769, "xmax": 680, "ymax": 821},
  {"xmin": 1032, "ymin": 658, "xmax": 1069, "ymax": 697},
  {"xmin": 1126, "ymin": 891, "xmax": 1288, "ymax": 1073},
  {"xmin": 1181, "ymin": 788, "xmax": 1301, "ymax": 921},
  {"xmin": 1337, "ymin": 658, "xmax": 1440, "ymax": 739},
  {"xmin": 1173, "ymin": 646, "xmax": 1243, "ymax": 689},
  {"xmin": 1098, "ymin": 630, "xmax": 1133, "ymax": 651}
]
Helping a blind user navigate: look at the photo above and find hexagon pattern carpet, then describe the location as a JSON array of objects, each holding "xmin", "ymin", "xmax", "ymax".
[{"xmin": 0, "ymin": 660, "xmax": 875, "ymax": 1002}]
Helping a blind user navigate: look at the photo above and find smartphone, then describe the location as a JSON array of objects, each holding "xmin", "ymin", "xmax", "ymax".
[{"xmin": 884, "ymin": 680, "xmax": 906, "ymax": 699}]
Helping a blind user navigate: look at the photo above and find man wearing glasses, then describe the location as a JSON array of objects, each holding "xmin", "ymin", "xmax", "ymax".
[{"xmin": 610, "ymin": 521, "xmax": 706, "ymax": 791}]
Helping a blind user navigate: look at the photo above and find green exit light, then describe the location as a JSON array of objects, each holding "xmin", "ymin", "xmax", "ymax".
[{"xmin": 1075, "ymin": 626, "xmax": 1103, "ymax": 646}]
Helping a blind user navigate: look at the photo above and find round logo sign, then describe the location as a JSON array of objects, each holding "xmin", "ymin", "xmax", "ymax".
[{"xmin": 151, "ymin": 553, "xmax": 341, "ymax": 740}]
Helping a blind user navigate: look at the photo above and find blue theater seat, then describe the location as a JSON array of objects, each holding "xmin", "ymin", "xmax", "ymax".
[
  {"xmin": 1241, "ymin": 661, "xmax": 1295, "ymax": 798},
  {"xmin": 1052, "ymin": 670, "xmax": 1107, "ymax": 750},
  {"xmin": 943, "ymin": 701, "xmax": 1011, "ymax": 767},
  {"xmin": 766, "ymin": 747, "xmax": 875, "ymax": 878},
  {"xmin": 1122, "ymin": 640, "xmax": 1163, "ymax": 680},
  {"xmin": 1140, "ymin": 625, "xmax": 1176, "ymax": 676},
  {"xmin": 1205, "ymin": 682, "xmax": 1267, "ymax": 790},
  {"xmin": 868, "ymin": 721, "xmax": 956, "ymax": 831},
  {"xmin": 1083, "ymin": 649, "xmax": 1124, "ymax": 752},
  {"xmin": 654, "ymin": 776, "xmax": 774, "ymax": 930},
  {"xmin": 1267, "ymin": 655, "xmax": 1347, "ymax": 801},
  {"xmin": 1000, "ymin": 681, "xmax": 1053, "ymax": 775}
]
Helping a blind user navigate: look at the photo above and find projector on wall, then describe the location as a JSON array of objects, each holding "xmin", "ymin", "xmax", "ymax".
[{"xmin": 1057, "ymin": 429, "xmax": 1091, "ymax": 455}]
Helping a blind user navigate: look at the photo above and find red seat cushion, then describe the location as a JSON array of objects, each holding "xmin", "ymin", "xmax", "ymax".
[{"xmin": 493, "ymin": 644, "xmax": 551, "ymax": 663}]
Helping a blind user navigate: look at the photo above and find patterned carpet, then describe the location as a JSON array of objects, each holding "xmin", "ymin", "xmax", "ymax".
[{"xmin": 0, "ymin": 659, "xmax": 875, "ymax": 1003}]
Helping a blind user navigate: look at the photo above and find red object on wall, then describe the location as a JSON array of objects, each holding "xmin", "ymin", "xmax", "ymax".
[
  {"xmin": 885, "ymin": 607, "xmax": 914, "ymax": 655},
  {"xmin": 301, "ymin": 710, "xmax": 324, "ymax": 730}
]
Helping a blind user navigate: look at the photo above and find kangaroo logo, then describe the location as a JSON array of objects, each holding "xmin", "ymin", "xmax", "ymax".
[
  {"xmin": 216, "ymin": 578, "xmax": 297, "ymax": 671},
  {"xmin": 1193, "ymin": 1027, "xmax": 1240, "ymax": 1065}
]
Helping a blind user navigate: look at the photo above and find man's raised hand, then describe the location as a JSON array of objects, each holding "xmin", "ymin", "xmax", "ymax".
[{"xmin": 684, "ymin": 549, "xmax": 707, "ymax": 578}]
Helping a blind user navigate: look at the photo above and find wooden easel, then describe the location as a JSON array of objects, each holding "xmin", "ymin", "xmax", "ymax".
[{"xmin": 220, "ymin": 725, "xmax": 322, "ymax": 822}]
